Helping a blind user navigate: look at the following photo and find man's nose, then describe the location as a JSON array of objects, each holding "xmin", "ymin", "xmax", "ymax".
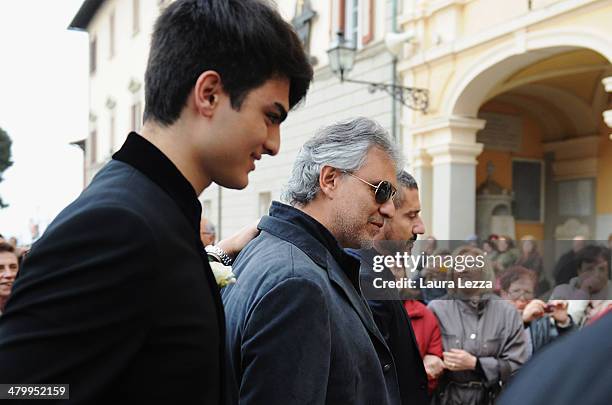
[
  {"xmin": 379, "ymin": 198, "xmax": 395, "ymax": 219},
  {"xmin": 413, "ymin": 216, "xmax": 426, "ymax": 236},
  {"xmin": 264, "ymin": 126, "xmax": 281, "ymax": 156}
]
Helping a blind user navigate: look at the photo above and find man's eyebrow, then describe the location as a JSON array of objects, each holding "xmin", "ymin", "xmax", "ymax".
[{"xmin": 274, "ymin": 102, "xmax": 288, "ymax": 123}]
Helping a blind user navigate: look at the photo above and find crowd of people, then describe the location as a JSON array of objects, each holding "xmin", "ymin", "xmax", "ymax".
[
  {"xmin": 196, "ymin": 182, "xmax": 611, "ymax": 405},
  {"xmin": 352, "ymin": 232, "xmax": 610, "ymax": 404},
  {"xmin": 0, "ymin": 0, "xmax": 610, "ymax": 404}
]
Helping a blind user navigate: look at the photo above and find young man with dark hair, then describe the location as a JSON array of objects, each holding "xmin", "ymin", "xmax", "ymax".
[{"xmin": 0, "ymin": 1, "xmax": 312, "ymax": 403}]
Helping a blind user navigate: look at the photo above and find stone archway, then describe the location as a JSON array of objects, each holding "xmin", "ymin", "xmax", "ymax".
[
  {"xmin": 410, "ymin": 29, "xmax": 612, "ymax": 241},
  {"xmin": 445, "ymin": 28, "xmax": 612, "ymax": 117},
  {"xmin": 448, "ymin": 31, "xmax": 612, "ymax": 245}
]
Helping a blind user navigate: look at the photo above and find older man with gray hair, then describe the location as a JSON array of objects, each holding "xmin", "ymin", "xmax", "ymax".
[
  {"xmin": 199, "ymin": 217, "xmax": 216, "ymax": 246},
  {"xmin": 222, "ymin": 117, "xmax": 402, "ymax": 404}
]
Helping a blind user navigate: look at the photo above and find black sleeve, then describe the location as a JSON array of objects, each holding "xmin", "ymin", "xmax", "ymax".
[{"xmin": 0, "ymin": 205, "xmax": 157, "ymax": 402}]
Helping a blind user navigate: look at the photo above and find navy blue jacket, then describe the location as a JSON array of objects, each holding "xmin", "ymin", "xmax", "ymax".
[
  {"xmin": 222, "ymin": 202, "xmax": 401, "ymax": 405},
  {"xmin": 499, "ymin": 312, "xmax": 611, "ymax": 405}
]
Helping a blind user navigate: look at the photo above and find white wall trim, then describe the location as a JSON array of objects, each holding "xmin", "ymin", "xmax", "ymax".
[
  {"xmin": 603, "ymin": 110, "xmax": 612, "ymax": 128},
  {"xmin": 408, "ymin": 115, "xmax": 485, "ymax": 135},
  {"xmin": 603, "ymin": 76, "xmax": 612, "ymax": 92},
  {"xmin": 427, "ymin": 142, "xmax": 484, "ymax": 165}
]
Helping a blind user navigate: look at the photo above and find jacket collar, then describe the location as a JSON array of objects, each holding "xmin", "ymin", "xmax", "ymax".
[
  {"xmin": 258, "ymin": 202, "xmax": 386, "ymax": 343},
  {"xmin": 113, "ymin": 132, "xmax": 201, "ymax": 233},
  {"xmin": 258, "ymin": 202, "xmax": 360, "ymax": 288}
]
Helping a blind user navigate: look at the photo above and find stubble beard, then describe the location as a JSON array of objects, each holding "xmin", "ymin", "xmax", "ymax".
[{"xmin": 333, "ymin": 212, "xmax": 372, "ymax": 249}]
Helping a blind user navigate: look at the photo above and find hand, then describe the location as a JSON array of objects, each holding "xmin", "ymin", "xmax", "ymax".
[
  {"xmin": 548, "ymin": 300, "xmax": 569, "ymax": 324},
  {"xmin": 216, "ymin": 219, "xmax": 260, "ymax": 259},
  {"xmin": 423, "ymin": 354, "xmax": 444, "ymax": 379},
  {"xmin": 522, "ymin": 299, "xmax": 546, "ymax": 323},
  {"xmin": 389, "ymin": 265, "xmax": 407, "ymax": 281},
  {"xmin": 443, "ymin": 349, "xmax": 477, "ymax": 372}
]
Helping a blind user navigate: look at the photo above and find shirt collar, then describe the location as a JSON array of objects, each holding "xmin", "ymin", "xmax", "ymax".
[{"xmin": 113, "ymin": 132, "xmax": 202, "ymax": 232}]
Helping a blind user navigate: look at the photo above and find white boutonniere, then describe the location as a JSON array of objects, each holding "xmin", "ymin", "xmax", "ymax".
[{"xmin": 209, "ymin": 261, "xmax": 236, "ymax": 288}]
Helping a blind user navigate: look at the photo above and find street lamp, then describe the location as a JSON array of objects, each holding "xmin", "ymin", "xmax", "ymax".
[{"xmin": 326, "ymin": 31, "xmax": 429, "ymax": 113}]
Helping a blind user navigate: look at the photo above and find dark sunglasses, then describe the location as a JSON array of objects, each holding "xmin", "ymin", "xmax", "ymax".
[{"xmin": 342, "ymin": 171, "xmax": 397, "ymax": 204}]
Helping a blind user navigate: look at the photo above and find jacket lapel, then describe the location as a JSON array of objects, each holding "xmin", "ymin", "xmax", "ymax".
[
  {"xmin": 325, "ymin": 252, "xmax": 389, "ymax": 349},
  {"xmin": 259, "ymin": 211, "xmax": 390, "ymax": 351}
]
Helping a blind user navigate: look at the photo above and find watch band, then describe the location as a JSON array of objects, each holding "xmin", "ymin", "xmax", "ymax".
[{"xmin": 205, "ymin": 245, "xmax": 233, "ymax": 266}]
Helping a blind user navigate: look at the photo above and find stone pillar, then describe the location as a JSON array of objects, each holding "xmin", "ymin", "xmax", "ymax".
[
  {"xmin": 411, "ymin": 148, "xmax": 433, "ymax": 235},
  {"xmin": 410, "ymin": 116, "xmax": 485, "ymax": 240}
]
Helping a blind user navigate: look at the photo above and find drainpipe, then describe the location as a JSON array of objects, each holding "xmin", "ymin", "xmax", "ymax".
[
  {"xmin": 217, "ymin": 186, "xmax": 222, "ymax": 240},
  {"xmin": 391, "ymin": 0, "xmax": 398, "ymax": 142}
]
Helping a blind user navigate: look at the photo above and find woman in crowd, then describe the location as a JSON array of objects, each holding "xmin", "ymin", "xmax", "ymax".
[
  {"xmin": 515, "ymin": 236, "xmax": 543, "ymax": 275},
  {"xmin": 493, "ymin": 236, "xmax": 519, "ymax": 274},
  {"xmin": 419, "ymin": 249, "xmax": 452, "ymax": 304},
  {"xmin": 499, "ymin": 266, "xmax": 575, "ymax": 356},
  {"xmin": 481, "ymin": 239, "xmax": 498, "ymax": 264},
  {"xmin": 428, "ymin": 246, "xmax": 528, "ymax": 405},
  {"xmin": 404, "ymin": 299, "xmax": 444, "ymax": 394},
  {"xmin": 515, "ymin": 236, "xmax": 548, "ymax": 294}
]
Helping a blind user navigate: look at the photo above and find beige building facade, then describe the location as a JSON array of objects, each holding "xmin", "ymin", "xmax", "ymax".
[
  {"xmin": 71, "ymin": 0, "xmax": 612, "ymax": 242},
  {"xmin": 397, "ymin": 0, "xmax": 612, "ymax": 241}
]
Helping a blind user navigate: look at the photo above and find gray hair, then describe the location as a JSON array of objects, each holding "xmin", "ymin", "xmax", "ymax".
[
  {"xmin": 394, "ymin": 170, "xmax": 418, "ymax": 208},
  {"xmin": 282, "ymin": 117, "xmax": 401, "ymax": 205},
  {"xmin": 203, "ymin": 221, "xmax": 216, "ymax": 235}
]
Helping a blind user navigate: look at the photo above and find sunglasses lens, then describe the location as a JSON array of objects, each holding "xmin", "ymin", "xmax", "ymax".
[{"xmin": 375, "ymin": 181, "xmax": 392, "ymax": 204}]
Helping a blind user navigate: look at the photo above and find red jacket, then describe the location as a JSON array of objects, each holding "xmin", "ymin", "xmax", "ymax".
[{"xmin": 404, "ymin": 300, "xmax": 443, "ymax": 393}]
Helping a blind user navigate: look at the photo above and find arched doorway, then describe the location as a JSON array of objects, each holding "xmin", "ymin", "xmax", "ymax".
[
  {"xmin": 443, "ymin": 30, "xmax": 612, "ymax": 245},
  {"xmin": 407, "ymin": 30, "xmax": 612, "ymax": 242},
  {"xmin": 475, "ymin": 48, "xmax": 610, "ymax": 242}
]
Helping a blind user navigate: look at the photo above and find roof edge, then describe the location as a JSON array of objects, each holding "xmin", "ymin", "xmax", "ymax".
[{"xmin": 68, "ymin": 0, "xmax": 106, "ymax": 30}]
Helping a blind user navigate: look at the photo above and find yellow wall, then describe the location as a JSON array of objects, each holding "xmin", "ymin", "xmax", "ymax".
[
  {"xmin": 476, "ymin": 101, "xmax": 545, "ymax": 240},
  {"xmin": 516, "ymin": 224, "xmax": 545, "ymax": 241}
]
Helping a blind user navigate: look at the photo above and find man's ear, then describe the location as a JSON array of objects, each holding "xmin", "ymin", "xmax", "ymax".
[
  {"xmin": 193, "ymin": 70, "xmax": 223, "ymax": 118},
  {"xmin": 319, "ymin": 166, "xmax": 342, "ymax": 199}
]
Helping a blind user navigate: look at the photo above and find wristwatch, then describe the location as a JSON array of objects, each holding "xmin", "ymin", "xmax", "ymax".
[{"xmin": 205, "ymin": 245, "xmax": 233, "ymax": 266}]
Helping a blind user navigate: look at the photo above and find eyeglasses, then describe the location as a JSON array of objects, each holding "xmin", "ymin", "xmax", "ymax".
[
  {"xmin": 342, "ymin": 171, "xmax": 397, "ymax": 204},
  {"xmin": 507, "ymin": 288, "xmax": 534, "ymax": 300}
]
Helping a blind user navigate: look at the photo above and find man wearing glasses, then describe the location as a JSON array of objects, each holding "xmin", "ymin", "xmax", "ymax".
[{"xmin": 222, "ymin": 117, "xmax": 402, "ymax": 404}]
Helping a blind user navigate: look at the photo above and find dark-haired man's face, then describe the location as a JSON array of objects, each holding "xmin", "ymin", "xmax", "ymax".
[
  {"xmin": 375, "ymin": 187, "xmax": 425, "ymax": 255},
  {"xmin": 578, "ymin": 256, "xmax": 609, "ymax": 294},
  {"xmin": 203, "ymin": 78, "xmax": 289, "ymax": 189}
]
